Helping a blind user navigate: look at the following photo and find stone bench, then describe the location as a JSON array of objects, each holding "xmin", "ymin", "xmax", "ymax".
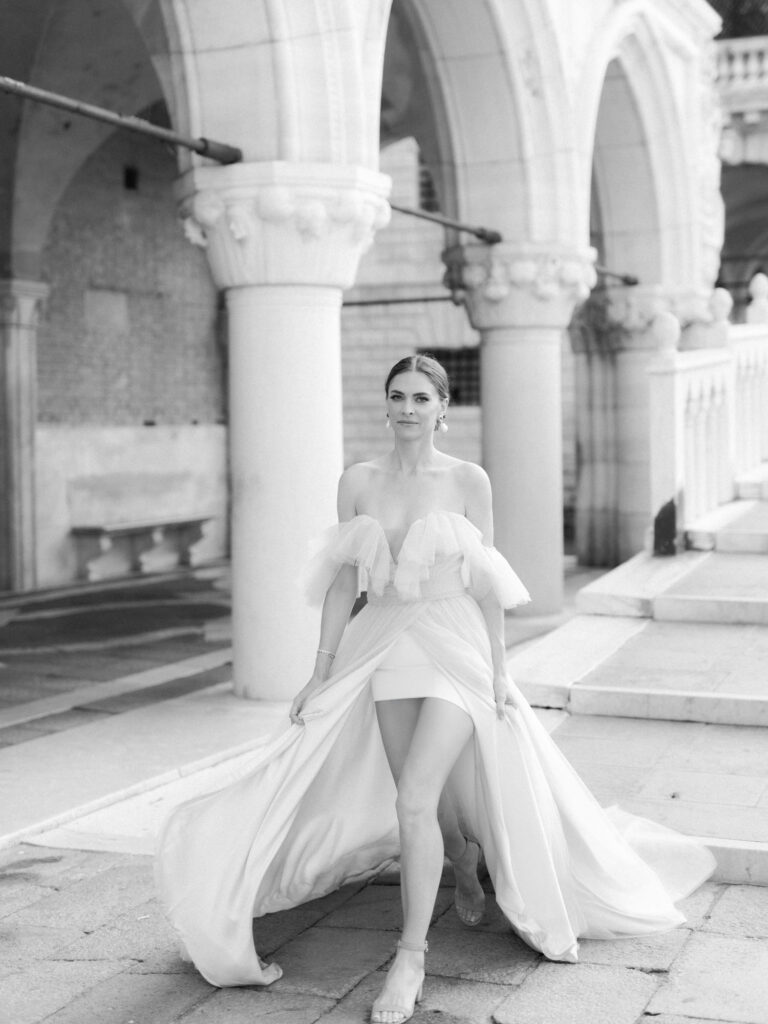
[{"xmin": 67, "ymin": 472, "xmax": 219, "ymax": 581}]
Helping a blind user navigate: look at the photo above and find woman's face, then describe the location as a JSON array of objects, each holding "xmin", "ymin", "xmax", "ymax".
[{"xmin": 386, "ymin": 370, "xmax": 446, "ymax": 436}]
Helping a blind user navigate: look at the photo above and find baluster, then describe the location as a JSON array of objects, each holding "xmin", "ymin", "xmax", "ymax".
[{"xmin": 688, "ymin": 387, "xmax": 700, "ymax": 524}]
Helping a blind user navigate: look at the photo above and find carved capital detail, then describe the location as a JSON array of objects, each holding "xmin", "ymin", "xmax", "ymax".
[
  {"xmin": 443, "ymin": 242, "xmax": 597, "ymax": 330},
  {"xmin": 0, "ymin": 280, "xmax": 50, "ymax": 333},
  {"xmin": 601, "ymin": 285, "xmax": 716, "ymax": 351},
  {"xmin": 176, "ymin": 163, "xmax": 391, "ymax": 289}
]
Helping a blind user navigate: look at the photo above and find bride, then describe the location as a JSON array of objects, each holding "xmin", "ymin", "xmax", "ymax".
[{"xmin": 156, "ymin": 354, "xmax": 715, "ymax": 1024}]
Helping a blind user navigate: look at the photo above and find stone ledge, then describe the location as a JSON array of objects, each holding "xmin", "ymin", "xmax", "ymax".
[{"xmin": 576, "ymin": 551, "xmax": 708, "ymax": 617}]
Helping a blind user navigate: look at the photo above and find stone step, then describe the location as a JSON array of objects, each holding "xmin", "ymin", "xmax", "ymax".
[
  {"xmin": 577, "ymin": 548, "xmax": 768, "ymax": 626},
  {"xmin": 735, "ymin": 462, "xmax": 768, "ymax": 500},
  {"xmin": 655, "ymin": 553, "xmax": 768, "ymax": 625},
  {"xmin": 510, "ymin": 616, "xmax": 768, "ymax": 727},
  {"xmin": 687, "ymin": 500, "xmax": 768, "ymax": 553},
  {"xmin": 549, "ymin": 713, "xmax": 768, "ymax": 884},
  {"xmin": 576, "ymin": 551, "xmax": 709, "ymax": 617}
]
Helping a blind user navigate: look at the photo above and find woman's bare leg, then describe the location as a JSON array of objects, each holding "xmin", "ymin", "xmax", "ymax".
[
  {"xmin": 373, "ymin": 697, "xmax": 474, "ymax": 1022},
  {"xmin": 375, "ymin": 698, "xmax": 421, "ymax": 926},
  {"xmin": 375, "ymin": 700, "xmax": 482, "ymax": 927}
]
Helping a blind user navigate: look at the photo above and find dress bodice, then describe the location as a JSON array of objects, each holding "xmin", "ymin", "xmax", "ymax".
[{"xmin": 302, "ymin": 510, "xmax": 531, "ymax": 608}]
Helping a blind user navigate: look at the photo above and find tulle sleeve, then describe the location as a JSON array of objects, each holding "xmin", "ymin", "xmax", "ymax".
[
  {"xmin": 466, "ymin": 542, "xmax": 531, "ymax": 608},
  {"xmin": 392, "ymin": 512, "xmax": 531, "ymax": 609},
  {"xmin": 447, "ymin": 515, "xmax": 532, "ymax": 609},
  {"xmin": 299, "ymin": 516, "xmax": 392, "ymax": 606}
]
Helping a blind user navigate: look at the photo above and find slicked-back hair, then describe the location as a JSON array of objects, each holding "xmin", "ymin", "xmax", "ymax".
[{"xmin": 384, "ymin": 354, "xmax": 450, "ymax": 402}]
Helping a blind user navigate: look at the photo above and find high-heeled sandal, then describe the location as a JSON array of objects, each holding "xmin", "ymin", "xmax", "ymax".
[
  {"xmin": 370, "ymin": 938, "xmax": 428, "ymax": 1024},
  {"xmin": 454, "ymin": 838, "xmax": 486, "ymax": 926}
]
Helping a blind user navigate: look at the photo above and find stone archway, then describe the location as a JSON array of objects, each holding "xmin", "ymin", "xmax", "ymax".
[
  {"xmin": 1, "ymin": 0, "xmax": 177, "ymax": 591},
  {"xmin": 573, "ymin": 3, "xmax": 724, "ymax": 564}
]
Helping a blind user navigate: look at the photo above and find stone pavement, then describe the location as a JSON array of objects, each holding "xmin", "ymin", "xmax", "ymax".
[
  {"xmin": 2, "ymin": 843, "xmax": 768, "ymax": 1024},
  {"xmin": 1, "ymin": 564, "xmax": 767, "ymax": 1023}
]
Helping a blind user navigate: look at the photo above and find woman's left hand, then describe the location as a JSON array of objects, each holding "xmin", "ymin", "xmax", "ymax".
[{"xmin": 493, "ymin": 672, "xmax": 520, "ymax": 719}]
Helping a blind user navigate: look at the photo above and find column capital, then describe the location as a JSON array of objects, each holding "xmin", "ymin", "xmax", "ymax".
[
  {"xmin": 442, "ymin": 241, "xmax": 597, "ymax": 331},
  {"xmin": 175, "ymin": 162, "xmax": 391, "ymax": 290},
  {"xmin": 572, "ymin": 284, "xmax": 715, "ymax": 354},
  {"xmin": 0, "ymin": 279, "xmax": 50, "ymax": 331}
]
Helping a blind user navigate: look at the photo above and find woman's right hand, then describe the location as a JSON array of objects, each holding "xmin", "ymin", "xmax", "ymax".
[{"xmin": 289, "ymin": 677, "xmax": 323, "ymax": 726}]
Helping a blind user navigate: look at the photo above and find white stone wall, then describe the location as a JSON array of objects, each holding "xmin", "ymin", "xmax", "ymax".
[{"xmin": 35, "ymin": 425, "xmax": 228, "ymax": 587}]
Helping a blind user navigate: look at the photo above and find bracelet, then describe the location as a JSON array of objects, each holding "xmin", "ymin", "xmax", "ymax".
[{"xmin": 317, "ymin": 648, "xmax": 336, "ymax": 660}]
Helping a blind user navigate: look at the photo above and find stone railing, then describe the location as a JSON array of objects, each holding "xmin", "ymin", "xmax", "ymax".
[
  {"xmin": 648, "ymin": 276, "xmax": 768, "ymax": 550},
  {"xmin": 730, "ymin": 324, "xmax": 768, "ymax": 476},
  {"xmin": 716, "ymin": 36, "xmax": 768, "ymax": 95}
]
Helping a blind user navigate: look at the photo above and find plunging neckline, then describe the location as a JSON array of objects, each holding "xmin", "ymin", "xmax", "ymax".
[{"xmin": 351, "ymin": 510, "xmax": 468, "ymax": 564}]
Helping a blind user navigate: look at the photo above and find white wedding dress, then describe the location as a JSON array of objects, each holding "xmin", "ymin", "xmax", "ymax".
[{"xmin": 155, "ymin": 512, "xmax": 715, "ymax": 987}]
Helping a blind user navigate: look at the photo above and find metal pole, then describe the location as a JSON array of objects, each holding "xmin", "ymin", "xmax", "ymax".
[
  {"xmin": 0, "ymin": 75, "xmax": 243, "ymax": 165},
  {"xmin": 595, "ymin": 263, "xmax": 639, "ymax": 286},
  {"xmin": 389, "ymin": 201, "xmax": 502, "ymax": 245}
]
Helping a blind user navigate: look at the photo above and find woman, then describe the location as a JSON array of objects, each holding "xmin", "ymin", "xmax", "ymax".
[{"xmin": 156, "ymin": 354, "xmax": 714, "ymax": 1023}]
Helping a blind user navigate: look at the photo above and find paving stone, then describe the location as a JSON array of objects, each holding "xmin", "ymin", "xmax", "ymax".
[
  {"xmin": 702, "ymin": 884, "xmax": 768, "ymax": 938},
  {"xmin": 7, "ymin": 859, "xmax": 155, "ymax": 933},
  {"xmin": 0, "ymin": 875, "xmax": 54, "ymax": 918},
  {"xmin": 427, "ymin": 925, "xmax": 539, "ymax": 985},
  {"xmin": 251, "ymin": 884, "xmax": 370, "ymax": 957},
  {"xmin": 321, "ymin": 969, "xmax": 508, "ymax": 1024},
  {"xmin": 57, "ymin": 899, "xmax": 173, "ymax": 962},
  {"xmin": 0, "ymin": 921, "xmax": 86, "ymax": 971},
  {"xmin": 639, "ymin": 1017, "xmax": 732, "ymax": 1024},
  {"xmin": 576, "ymin": 927, "xmax": 690, "ymax": 971},
  {"xmin": 433, "ymin": 889, "xmax": 515, "ymax": 935},
  {"xmin": 492, "ymin": 962, "xmax": 659, "ymax": 1024},
  {"xmin": 42, "ymin": 968, "xmax": 215, "ymax": 1024},
  {"xmin": 177, "ymin": 987, "xmax": 335, "ymax": 1023},
  {"xmin": 647, "ymin": 932, "xmax": 768, "ymax": 1023},
  {"xmin": 0, "ymin": 958, "xmax": 128, "ymax": 1024},
  {"xmin": 676, "ymin": 881, "xmax": 726, "ymax": 929},
  {"xmin": 273, "ymin": 925, "xmax": 394, "ymax": 999},
  {"xmin": 0, "ymin": 844, "xmax": 127, "ymax": 888},
  {"xmin": 322, "ymin": 879, "xmax": 454, "ymax": 932}
]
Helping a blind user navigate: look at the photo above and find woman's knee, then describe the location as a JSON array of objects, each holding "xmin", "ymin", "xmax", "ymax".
[{"xmin": 395, "ymin": 781, "xmax": 437, "ymax": 829}]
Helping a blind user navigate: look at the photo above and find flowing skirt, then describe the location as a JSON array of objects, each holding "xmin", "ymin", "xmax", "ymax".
[{"xmin": 155, "ymin": 591, "xmax": 715, "ymax": 987}]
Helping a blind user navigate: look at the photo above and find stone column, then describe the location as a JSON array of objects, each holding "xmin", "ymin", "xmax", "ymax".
[
  {"xmin": 178, "ymin": 163, "xmax": 390, "ymax": 699},
  {"xmin": 609, "ymin": 286, "xmax": 710, "ymax": 560},
  {"xmin": 444, "ymin": 242, "xmax": 596, "ymax": 613},
  {"xmin": 0, "ymin": 280, "xmax": 49, "ymax": 592}
]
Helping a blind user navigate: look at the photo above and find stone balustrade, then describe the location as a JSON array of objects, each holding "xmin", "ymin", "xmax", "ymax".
[
  {"xmin": 716, "ymin": 36, "xmax": 768, "ymax": 94},
  {"xmin": 648, "ymin": 276, "xmax": 768, "ymax": 550}
]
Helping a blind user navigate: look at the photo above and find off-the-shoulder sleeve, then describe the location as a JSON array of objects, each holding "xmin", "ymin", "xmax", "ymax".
[
  {"xmin": 299, "ymin": 517, "xmax": 392, "ymax": 606},
  {"xmin": 392, "ymin": 513, "xmax": 531, "ymax": 608},
  {"xmin": 467, "ymin": 543, "xmax": 531, "ymax": 608},
  {"xmin": 445, "ymin": 515, "xmax": 531, "ymax": 609}
]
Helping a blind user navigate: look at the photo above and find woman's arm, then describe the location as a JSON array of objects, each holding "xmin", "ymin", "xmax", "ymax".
[
  {"xmin": 289, "ymin": 467, "xmax": 362, "ymax": 724},
  {"xmin": 462, "ymin": 464, "xmax": 518, "ymax": 719}
]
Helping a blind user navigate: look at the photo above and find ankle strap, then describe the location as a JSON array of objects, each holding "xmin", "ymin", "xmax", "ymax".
[{"xmin": 397, "ymin": 938, "xmax": 428, "ymax": 953}]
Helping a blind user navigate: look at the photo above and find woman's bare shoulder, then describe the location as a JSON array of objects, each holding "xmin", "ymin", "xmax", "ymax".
[
  {"xmin": 450, "ymin": 458, "xmax": 491, "ymax": 492},
  {"xmin": 338, "ymin": 460, "xmax": 387, "ymax": 515}
]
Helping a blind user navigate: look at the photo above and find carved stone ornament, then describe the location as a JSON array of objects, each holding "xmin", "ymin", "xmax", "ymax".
[
  {"xmin": 442, "ymin": 243, "xmax": 598, "ymax": 328},
  {"xmin": 0, "ymin": 280, "xmax": 50, "ymax": 332},
  {"xmin": 176, "ymin": 163, "xmax": 392, "ymax": 290}
]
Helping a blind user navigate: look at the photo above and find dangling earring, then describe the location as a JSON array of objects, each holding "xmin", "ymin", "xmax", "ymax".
[
  {"xmin": 385, "ymin": 415, "xmax": 391, "ymax": 429},
  {"xmin": 438, "ymin": 416, "xmax": 448, "ymax": 433}
]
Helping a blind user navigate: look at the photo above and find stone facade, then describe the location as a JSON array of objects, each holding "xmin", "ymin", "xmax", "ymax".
[{"xmin": 0, "ymin": 0, "xmax": 725, "ymax": 695}]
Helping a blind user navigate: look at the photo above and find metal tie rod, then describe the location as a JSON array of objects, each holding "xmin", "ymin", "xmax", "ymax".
[
  {"xmin": 0, "ymin": 75, "xmax": 506, "ymax": 241},
  {"xmin": 389, "ymin": 202, "xmax": 502, "ymax": 245},
  {"xmin": 0, "ymin": 75, "xmax": 243, "ymax": 165}
]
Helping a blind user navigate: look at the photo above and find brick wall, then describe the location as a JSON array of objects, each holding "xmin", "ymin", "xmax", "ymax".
[{"xmin": 37, "ymin": 126, "xmax": 224, "ymax": 426}]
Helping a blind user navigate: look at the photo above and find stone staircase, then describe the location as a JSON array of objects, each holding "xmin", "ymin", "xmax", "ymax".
[
  {"xmin": 507, "ymin": 463, "xmax": 768, "ymax": 883},
  {"xmin": 510, "ymin": 463, "xmax": 768, "ymax": 725}
]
